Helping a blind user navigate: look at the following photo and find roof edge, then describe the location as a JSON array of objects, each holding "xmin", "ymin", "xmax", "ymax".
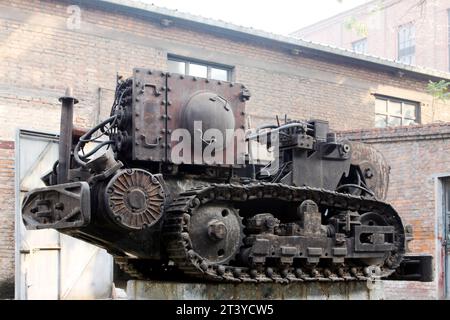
[{"xmin": 88, "ymin": 0, "xmax": 450, "ymax": 81}]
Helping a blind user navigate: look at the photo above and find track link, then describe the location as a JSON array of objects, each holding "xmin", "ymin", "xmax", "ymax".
[{"xmin": 162, "ymin": 183, "xmax": 405, "ymax": 283}]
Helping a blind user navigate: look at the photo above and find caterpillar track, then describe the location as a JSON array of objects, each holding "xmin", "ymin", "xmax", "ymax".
[{"xmin": 161, "ymin": 183, "xmax": 405, "ymax": 283}]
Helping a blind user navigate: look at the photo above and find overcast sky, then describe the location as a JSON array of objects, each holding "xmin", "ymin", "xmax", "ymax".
[{"xmin": 141, "ymin": 0, "xmax": 371, "ymax": 35}]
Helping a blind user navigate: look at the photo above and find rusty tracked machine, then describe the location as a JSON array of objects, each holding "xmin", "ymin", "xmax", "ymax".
[{"xmin": 22, "ymin": 68, "xmax": 432, "ymax": 283}]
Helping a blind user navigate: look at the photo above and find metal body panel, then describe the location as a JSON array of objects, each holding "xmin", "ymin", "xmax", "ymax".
[
  {"xmin": 167, "ymin": 73, "xmax": 246, "ymax": 165},
  {"xmin": 132, "ymin": 68, "xmax": 167, "ymax": 161}
]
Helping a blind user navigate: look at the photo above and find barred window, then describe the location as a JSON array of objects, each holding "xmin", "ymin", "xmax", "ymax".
[
  {"xmin": 168, "ymin": 55, "xmax": 232, "ymax": 81},
  {"xmin": 375, "ymin": 96, "xmax": 420, "ymax": 128}
]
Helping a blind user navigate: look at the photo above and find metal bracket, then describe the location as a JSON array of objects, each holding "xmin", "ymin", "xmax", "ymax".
[
  {"xmin": 240, "ymin": 87, "xmax": 251, "ymax": 101},
  {"xmin": 141, "ymin": 134, "xmax": 160, "ymax": 148},
  {"xmin": 144, "ymin": 83, "xmax": 162, "ymax": 97},
  {"xmin": 354, "ymin": 225, "xmax": 395, "ymax": 252}
]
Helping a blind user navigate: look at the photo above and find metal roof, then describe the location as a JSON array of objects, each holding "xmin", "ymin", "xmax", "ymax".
[{"xmin": 91, "ymin": 0, "xmax": 450, "ymax": 81}]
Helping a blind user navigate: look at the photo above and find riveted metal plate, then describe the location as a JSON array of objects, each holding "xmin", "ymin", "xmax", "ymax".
[
  {"xmin": 167, "ymin": 74, "xmax": 247, "ymax": 166},
  {"xmin": 132, "ymin": 68, "xmax": 167, "ymax": 161}
]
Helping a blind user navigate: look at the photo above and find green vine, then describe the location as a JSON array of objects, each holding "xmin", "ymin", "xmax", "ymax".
[
  {"xmin": 426, "ymin": 80, "xmax": 450, "ymax": 102},
  {"xmin": 426, "ymin": 80, "xmax": 450, "ymax": 122}
]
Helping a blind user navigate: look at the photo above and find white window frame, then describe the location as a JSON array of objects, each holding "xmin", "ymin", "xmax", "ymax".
[
  {"xmin": 374, "ymin": 95, "xmax": 420, "ymax": 128},
  {"xmin": 167, "ymin": 55, "xmax": 233, "ymax": 81}
]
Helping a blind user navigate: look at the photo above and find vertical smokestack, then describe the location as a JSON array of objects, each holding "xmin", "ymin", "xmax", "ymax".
[{"xmin": 58, "ymin": 87, "xmax": 78, "ymax": 184}]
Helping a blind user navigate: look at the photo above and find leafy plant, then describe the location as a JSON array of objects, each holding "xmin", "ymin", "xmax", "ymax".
[
  {"xmin": 426, "ymin": 80, "xmax": 450, "ymax": 122},
  {"xmin": 344, "ymin": 16, "xmax": 368, "ymax": 37},
  {"xmin": 426, "ymin": 80, "xmax": 450, "ymax": 101}
]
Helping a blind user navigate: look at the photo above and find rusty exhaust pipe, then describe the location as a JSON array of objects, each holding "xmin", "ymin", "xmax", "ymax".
[{"xmin": 58, "ymin": 87, "xmax": 78, "ymax": 184}]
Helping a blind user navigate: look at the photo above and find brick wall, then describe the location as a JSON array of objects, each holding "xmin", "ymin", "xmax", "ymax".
[
  {"xmin": 0, "ymin": 0, "xmax": 449, "ymax": 141},
  {"xmin": 340, "ymin": 123, "xmax": 450, "ymax": 299},
  {"xmin": 1, "ymin": 0, "xmax": 450, "ymax": 299},
  {"xmin": 0, "ymin": 141, "xmax": 15, "ymax": 299},
  {"xmin": 292, "ymin": 0, "xmax": 450, "ymax": 73}
]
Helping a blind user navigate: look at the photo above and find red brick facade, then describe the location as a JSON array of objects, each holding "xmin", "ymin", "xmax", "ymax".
[
  {"xmin": 1, "ymin": 0, "xmax": 450, "ymax": 299},
  {"xmin": 340, "ymin": 123, "xmax": 450, "ymax": 299},
  {"xmin": 292, "ymin": 0, "xmax": 450, "ymax": 73},
  {"xmin": 0, "ymin": 141, "xmax": 15, "ymax": 298}
]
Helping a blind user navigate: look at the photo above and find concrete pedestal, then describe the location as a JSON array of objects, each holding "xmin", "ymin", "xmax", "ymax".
[{"xmin": 126, "ymin": 280, "xmax": 386, "ymax": 300}]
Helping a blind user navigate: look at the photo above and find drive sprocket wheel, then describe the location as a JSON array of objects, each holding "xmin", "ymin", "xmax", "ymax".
[{"xmin": 187, "ymin": 203, "xmax": 244, "ymax": 265}]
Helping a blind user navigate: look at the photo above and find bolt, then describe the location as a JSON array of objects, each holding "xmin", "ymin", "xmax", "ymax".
[
  {"xmin": 342, "ymin": 143, "xmax": 351, "ymax": 153},
  {"xmin": 364, "ymin": 168, "xmax": 374, "ymax": 179},
  {"xmin": 200, "ymin": 262, "xmax": 208, "ymax": 271},
  {"xmin": 207, "ymin": 219, "xmax": 227, "ymax": 241},
  {"xmin": 217, "ymin": 265, "xmax": 225, "ymax": 275},
  {"xmin": 295, "ymin": 268, "xmax": 303, "ymax": 277}
]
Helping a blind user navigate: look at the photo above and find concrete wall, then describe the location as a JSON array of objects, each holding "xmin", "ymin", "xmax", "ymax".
[
  {"xmin": 1, "ymin": 0, "xmax": 450, "ymax": 299},
  {"xmin": 126, "ymin": 279, "xmax": 436, "ymax": 300},
  {"xmin": 292, "ymin": 0, "xmax": 450, "ymax": 72}
]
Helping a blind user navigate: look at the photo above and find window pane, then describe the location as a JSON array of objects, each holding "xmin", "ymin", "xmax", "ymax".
[
  {"xmin": 211, "ymin": 67, "xmax": 228, "ymax": 81},
  {"xmin": 168, "ymin": 60, "xmax": 185, "ymax": 74},
  {"xmin": 375, "ymin": 99, "xmax": 387, "ymax": 113},
  {"xmin": 389, "ymin": 101, "xmax": 402, "ymax": 115},
  {"xmin": 189, "ymin": 63, "xmax": 207, "ymax": 78},
  {"xmin": 375, "ymin": 114, "xmax": 387, "ymax": 128},
  {"xmin": 403, "ymin": 118, "xmax": 416, "ymax": 126},
  {"xmin": 403, "ymin": 104, "xmax": 416, "ymax": 119},
  {"xmin": 398, "ymin": 24, "xmax": 415, "ymax": 63},
  {"xmin": 388, "ymin": 116, "xmax": 401, "ymax": 126},
  {"xmin": 352, "ymin": 38, "xmax": 367, "ymax": 54}
]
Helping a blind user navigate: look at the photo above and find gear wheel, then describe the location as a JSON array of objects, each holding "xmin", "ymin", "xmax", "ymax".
[{"xmin": 187, "ymin": 203, "xmax": 244, "ymax": 265}]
